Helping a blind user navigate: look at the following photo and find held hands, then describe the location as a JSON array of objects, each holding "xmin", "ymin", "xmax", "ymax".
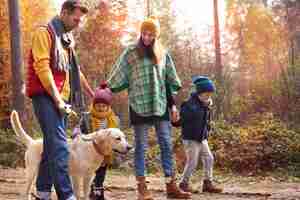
[
  {"xmin": 171, "ymin": 105, "xmax": 180, "ymax": 123},
  {"xmin": 208, "ymin": 97, "xmax": 213, "ymax": 107}
]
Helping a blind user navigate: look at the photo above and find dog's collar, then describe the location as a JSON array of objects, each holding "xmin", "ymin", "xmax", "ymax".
[
  {"xmin": 113, "ymin": 149, "xmax": 126, "ymax": 155},
  {"xmin": 92, "ymin": 140, "xmax": 104, "ymax": 156}
]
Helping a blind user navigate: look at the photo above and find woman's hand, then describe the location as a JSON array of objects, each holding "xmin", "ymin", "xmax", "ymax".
[{"xmin": 171, "ymin": 105, "xmax": 180, "ymax": 123}]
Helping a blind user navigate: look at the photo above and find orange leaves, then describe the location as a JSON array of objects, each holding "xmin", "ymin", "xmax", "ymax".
[
  {"xmin": 0, "ymin": 1, "xmax": 11, "ymax": 121},
  {"xmin": 0, "ymin": 1, "xmax": 9, "ymax": 49},
  {"xmin": 76, "ymin": 0, "xmax": 128, "ymax": 85},
  {"xmin": 0, "ymin": 1, "xmax": 54, "ymax": 122},
  {"xmin": 20, "ymin": 0, "xmax": 55, "ymax": 56},
  {"xmin": 224, "ymin": 1, "xmax": 290, "ymax": 123},
  {"xmin": 226, "ymin": 0, "xmax": 288, "ymax": 81}
]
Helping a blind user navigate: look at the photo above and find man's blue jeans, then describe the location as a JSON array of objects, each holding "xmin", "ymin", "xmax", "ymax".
[
  {"xmin": 32, "ymin": 95, "xmax": 75, "ymax": 200},
  {"xmin": 133, "ymin": 120, "xmax": 174, "ymax": 177}
]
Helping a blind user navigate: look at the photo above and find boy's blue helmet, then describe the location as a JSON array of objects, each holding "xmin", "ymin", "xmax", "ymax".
[{"xmin": 192, "ymin": 75, "xmax": 216, "ymax": 94}]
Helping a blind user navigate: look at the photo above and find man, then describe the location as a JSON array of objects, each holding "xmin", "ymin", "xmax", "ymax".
[
  {"xmin": 107, "ymin": 16, "xmax": 191, "ymax": 200},
  {"xmin": 26, "ymin": 1, "xmax": 94, "ymax": 199}
]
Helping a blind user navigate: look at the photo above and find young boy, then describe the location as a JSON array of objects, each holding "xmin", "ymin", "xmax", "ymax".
[
  {"xmin": 88, "ymin": 83, "xmax": 119, "ymax": 200},
  {"xmin": 173, "ymin": 76, "xmax": 223, "ymax": 193}
]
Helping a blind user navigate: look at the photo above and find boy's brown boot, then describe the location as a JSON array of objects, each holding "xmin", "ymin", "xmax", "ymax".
[
  {"xmin": 166, "ymin": 178, "xmax": 192, "ymax": 199},
  {"xmin": 202, "ymin": 179, "xmax": 223, "ymax": 193},
  {"xmin": 136, "ymin": 176, "xmax": 154, "ymax": 200},
  {"xmin": 179, "ymin": 181, "xmax": 198, "ymax": 193}
]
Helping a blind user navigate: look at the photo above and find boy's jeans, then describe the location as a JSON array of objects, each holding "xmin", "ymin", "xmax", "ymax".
[
  {"xmin": 180, "ymin": 139, "xmax": 214, "ymax": 184},
  {"xmin": 133, "ymin": 120, "xmax": 174, "ymax": 177},
  {"xmin": 32, "ymin": 95, "xmax": 76, "ymax": 200}
]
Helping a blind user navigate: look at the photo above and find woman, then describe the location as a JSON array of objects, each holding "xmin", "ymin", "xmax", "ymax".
[{"xmin": 107, "ymin": 16, "xmax": 191, "ymax": 200}]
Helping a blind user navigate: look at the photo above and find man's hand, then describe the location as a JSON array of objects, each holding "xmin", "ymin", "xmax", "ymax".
[
  {"xmin": 171, "ymin": 105, "xmax": 180, "ymax": 123},
  {"xmin": 79, "ymin": 70, "xmax": 95, "ymax": 99},
  {"xmin": 58, "ymin": 101, "xmax": 77, "ymax": 117}
]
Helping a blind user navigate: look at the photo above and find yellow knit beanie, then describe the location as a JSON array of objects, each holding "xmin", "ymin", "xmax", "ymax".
[{"xmin": 140, "ymin": 16, "xmax": 160, "ymax": 38}]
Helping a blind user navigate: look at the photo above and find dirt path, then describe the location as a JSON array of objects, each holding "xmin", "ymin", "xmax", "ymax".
[{"xmin": 1, "ymin": 167, "xmax": 300, "ymax": 200}]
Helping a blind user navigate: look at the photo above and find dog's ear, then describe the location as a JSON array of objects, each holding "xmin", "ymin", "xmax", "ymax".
[
  {"xmin": 81, "ymin": 132, "xmax": 98, "ymax": 141},
  {"xmin": 94, "ymin": 130, "xmax": 113, "ymax": 156},
  {"xmin": 105, "ymin": 129, "xmax": 112, "ymax": 136}
]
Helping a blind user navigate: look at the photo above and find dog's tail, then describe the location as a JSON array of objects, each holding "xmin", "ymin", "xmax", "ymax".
[{"xmin": 10, "ymin": 110, "xmax": 34, "ymax": 147}]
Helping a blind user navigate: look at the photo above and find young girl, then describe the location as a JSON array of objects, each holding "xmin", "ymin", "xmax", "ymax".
[
  {"xmin": 173, "ymin": 76, "xmax": 223, "ymax": 194},
  {"xmin": 88, "ymin": 83, "xmax": 119, "ymax": 200}
]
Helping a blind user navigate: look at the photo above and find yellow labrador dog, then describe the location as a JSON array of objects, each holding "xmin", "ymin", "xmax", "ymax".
[{"xmin": 10, "ymin": 110, "xmax": 132, "ymax": 200}]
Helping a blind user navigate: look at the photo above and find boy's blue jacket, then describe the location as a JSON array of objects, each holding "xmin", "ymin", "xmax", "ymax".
[{"xmin": 174, "ymin": 92, "xmax": 211, "ymax": 142}]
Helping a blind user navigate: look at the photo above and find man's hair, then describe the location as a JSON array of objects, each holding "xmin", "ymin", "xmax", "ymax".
[{"xmin": 61, "ymin": 0, "xmax": 88, "ymax": 14}]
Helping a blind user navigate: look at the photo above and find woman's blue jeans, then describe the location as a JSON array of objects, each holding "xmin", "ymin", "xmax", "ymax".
[
  {"xmin": 32, "ymin": 95, "xmax": 75, "ymax": 200},
  {"xmin": 133, "ymin": 120, "xmax": 174, "ymax": 177}
]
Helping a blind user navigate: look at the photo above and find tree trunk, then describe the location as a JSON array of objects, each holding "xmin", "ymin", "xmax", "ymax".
[
  {"xmin": 213, "ymin": 0, "xmax": 223, "ymax": 118},
  {"xmin": 262, "ymin": 0, "xmax": 268, "ymax": 7},
  {"xmin": 146, "ymin": 0, "xmax": 151, "ymax": 17},
  {"xmin": 8, "ymin": 0, "xmax": 26, "ymax": 123},
  {"xmin": 214, "ymin": 0, "xmax": 221, "ymax": 76}
]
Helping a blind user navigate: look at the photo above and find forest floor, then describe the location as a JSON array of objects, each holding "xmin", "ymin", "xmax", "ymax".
[{"xmin": 1, "ymin": 166, "xmax": 300, "ymax": 200}]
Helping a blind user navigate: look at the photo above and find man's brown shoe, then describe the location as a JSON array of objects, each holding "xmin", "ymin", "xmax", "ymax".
[{"xmin": 136, "ymin": 176, "xmax": 154, "ymax": 200}]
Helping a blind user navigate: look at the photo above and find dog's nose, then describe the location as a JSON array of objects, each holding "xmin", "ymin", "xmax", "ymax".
[{"xmin": 127, "ymin": 145, "xmax": 133, "ymax": 151}]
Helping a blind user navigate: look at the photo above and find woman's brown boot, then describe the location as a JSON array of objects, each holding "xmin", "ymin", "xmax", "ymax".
[
  {"xmin": 136, "ymin": 176, "xmax": 154, "ymax": 200},
  {"xmin": 166, "ymin": 177, "xmax": 192, "ymax": 199},
  {"xmin": 202, "ymin": 179, "xmax": 223, "ymax": 193}
]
